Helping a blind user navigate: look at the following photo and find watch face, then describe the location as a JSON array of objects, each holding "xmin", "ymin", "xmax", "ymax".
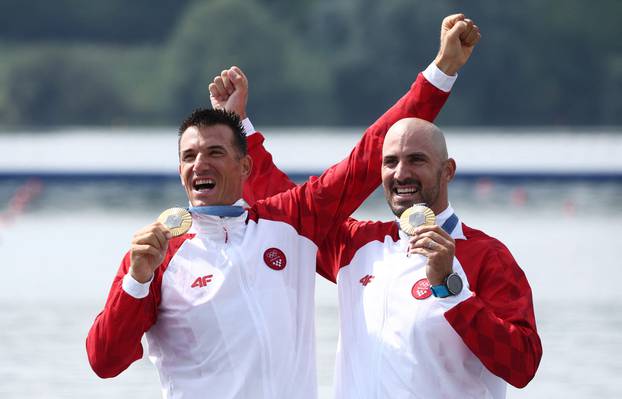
[{"xmin": 446, "ymin": 273, "xmax": 463, "ymax": 295}]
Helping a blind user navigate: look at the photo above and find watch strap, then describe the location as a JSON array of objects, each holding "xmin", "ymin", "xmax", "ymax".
[{"xmin": 430, "ymin": 283, "xmax": 451, "ymax": 298}]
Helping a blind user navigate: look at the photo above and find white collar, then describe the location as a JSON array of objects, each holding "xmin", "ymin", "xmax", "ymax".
[
  {"xmin": 186, "ymin": 198, "xmax": 248, "ymax": 210},
  {"xmin": 187, "ymin": 198, "xmax": 249, "ymax": 235}
]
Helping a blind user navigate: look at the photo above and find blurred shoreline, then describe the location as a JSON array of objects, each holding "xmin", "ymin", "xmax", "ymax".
[{"xmin": 2, "ymin": 127, "xmax": 622, "ymax": 176}]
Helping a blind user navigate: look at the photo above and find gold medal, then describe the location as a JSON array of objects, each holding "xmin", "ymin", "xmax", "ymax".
[
  {"xmin": 399, "ymin": 204, "xmax": 436, "ymax": 236},
  {"xmin": 157, "ymin": 207, "xmax": 192, "ymax": 237}
]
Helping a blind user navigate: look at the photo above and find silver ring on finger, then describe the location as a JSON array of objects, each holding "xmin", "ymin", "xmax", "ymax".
[{"xmin": 427, "ymin": 240, "xmax": 434, "ymax": 250}]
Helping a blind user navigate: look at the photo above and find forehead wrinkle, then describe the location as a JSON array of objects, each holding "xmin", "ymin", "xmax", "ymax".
[
  {"xmin": 197, "ymin": 126, "xmax": 243, "ymax": 156},
  {"xmin": 405, "ymin": 123, "xmax": 447, "ymax": 162},
  {"xmin": 384, "ymin": 118, "xmax": 448, "ymax": 162}
]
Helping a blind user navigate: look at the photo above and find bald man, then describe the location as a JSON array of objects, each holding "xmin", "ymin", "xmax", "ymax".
[
  {"xmin": 211, "ymin": 15, "xmax": 541, "ymax": 398},
  {"xmin": 246, "ymin": 117, "xmax": 542, "ymax": 398}
]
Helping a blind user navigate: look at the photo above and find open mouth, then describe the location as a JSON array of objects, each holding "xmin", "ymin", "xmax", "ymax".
[
  {"xmin": 393, "ymin": 185, "xmax": 419, "ymax": 197},
  {"xmin": 393, "ymin": 186, "xmax": 418, "ymax": 195},
  {"xmin": 193, "ymin": 178, "xmax": 216, "ymax": 192}
]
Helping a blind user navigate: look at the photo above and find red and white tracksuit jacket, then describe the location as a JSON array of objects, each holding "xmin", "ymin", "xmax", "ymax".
[
  {"xmin": 86, "ymin": 71, "xmax": 449, "ymax": 399},
  {"xmin": 244, "ymin": 87, "xmax": 542, "ymax": 399}
]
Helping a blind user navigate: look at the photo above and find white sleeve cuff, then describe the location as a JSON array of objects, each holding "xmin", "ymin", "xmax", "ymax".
[
  {"xmin": 242, "ymin": 118, "xmax": 256, "ymax": 136},
  {"xmin": 434, "ymin": 284, "xmax": 473, "ymax": 310},
  {"xmin": 122, "ymin": 273, "xmax": 153, "ymax": 299},
  {"xmin": 422, "ymin": 62, "xmax": 458, "ymax": 93}
]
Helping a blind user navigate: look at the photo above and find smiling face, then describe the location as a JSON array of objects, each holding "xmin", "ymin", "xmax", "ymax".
[
  {"xmin": 178, "ymin": 124, "xmax": 252, "ymax": 207},
  {"xmin": 381, "ymin": 118, "xmax": 455, "ymax": 217}
]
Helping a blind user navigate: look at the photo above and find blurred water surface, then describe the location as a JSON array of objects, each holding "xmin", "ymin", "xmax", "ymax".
[{"xmin": 1, "ymin": 131, "xmax": 621, "ymax": 398}]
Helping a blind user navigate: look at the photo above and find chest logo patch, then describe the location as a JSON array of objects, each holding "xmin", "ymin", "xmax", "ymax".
[
  {"xmin": 264, "ymin": 248, "xmax": 287, "ymax": 271},
  {"xmin": 359, "ymin": 274, "xmax": 374, "ymax": 286},
  {"xmin": 191, "ymin": 275, "xmax": 213, "ymax": 288},
  {"xmin": 412, "ymin": 278, "xmax": 432, "ymax": 300}
]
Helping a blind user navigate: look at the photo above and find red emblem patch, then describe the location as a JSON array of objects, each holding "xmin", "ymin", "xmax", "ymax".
[
  {"xmin": 412, "ymin": 278, "xmax": 432, "ymax": 300},
  {"xmin": 263, "ymin": 248, "xmax": 287, "ymax": 270}
]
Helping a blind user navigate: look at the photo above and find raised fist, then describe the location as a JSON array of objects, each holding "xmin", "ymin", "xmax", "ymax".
[{"xmin": 209, "ymin": 66, "xmax": 249, "ymax": 119}]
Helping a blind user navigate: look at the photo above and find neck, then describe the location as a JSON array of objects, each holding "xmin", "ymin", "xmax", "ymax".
[{"xmin": 430, "ymin": 194, "xmax": 449, "ymax": 215}]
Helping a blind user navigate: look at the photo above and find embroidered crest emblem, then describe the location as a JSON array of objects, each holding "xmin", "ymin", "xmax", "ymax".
[
  {"xmin": 263, "ymin": 248, "xmax": 287, "ymax": 270},
  {"xmin": 412, "ymin": 278, "xmax": 432, "ymax": 300}
]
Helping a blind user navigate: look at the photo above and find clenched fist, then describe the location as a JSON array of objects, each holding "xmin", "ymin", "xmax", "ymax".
[
  {"xmin": 434, "ymin": 13, "xmax": 481, "ymax": 76},
  {"xmin": 407, "ymin": 224, "xmax": 456, "ymax": 286},
  {"xmin": 209, "ymin": 66, "xmax": 249, "ymax": 119},
  {"xmin": 129, "ymin": 222, "xmax": 172, "ymax": 283}
]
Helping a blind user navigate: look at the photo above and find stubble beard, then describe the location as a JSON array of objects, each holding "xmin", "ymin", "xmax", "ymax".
[{"xmin": 386, "ymin": 172, "xmax": 443, "ymax": 217}]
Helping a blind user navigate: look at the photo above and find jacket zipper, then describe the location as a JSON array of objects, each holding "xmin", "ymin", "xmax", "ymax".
[{"xmin": 235, "ymin": 246, "xmax": 274, "ymax": 398}]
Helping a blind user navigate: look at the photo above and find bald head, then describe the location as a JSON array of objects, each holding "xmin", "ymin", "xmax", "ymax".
[
  {"xmin": 383, "ymin": 118, "xmax": 448, "ymax": 161},
  {"xmin": 381, "ymin": 117, "xmax": 455, "ymax": 216}
]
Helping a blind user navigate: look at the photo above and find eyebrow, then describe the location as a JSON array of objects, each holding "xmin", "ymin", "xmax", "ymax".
[
  {"xmin": 180, "ymin": 144, "xmax": 228, "ymax": 153},
  {"xmin": 383, "ymin": 151, "xmax": 429, "ymax": 160},
  {"xmin": 407, "ymin": 152, "xmax": 429, "ymax": 159},
  {"xmin": 206, "ymin": 145, "xmax": 227, "ymax": 151}
]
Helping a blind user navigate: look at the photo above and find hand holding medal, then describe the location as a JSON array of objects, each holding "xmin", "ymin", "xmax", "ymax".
[
  {"xmin": 129, "ymin": 206, "xmax": 245, "ymax": 283},
  {"xmin": 157, "ymin": 207, "xmax": 193, "ymax": 237},
  {"xmin": 129, "ymin": 217, "xmax": 174, "ymax": 284},
  {"xmin": 128, "ymin": 207, "xmax": 192, "ymax": 283},
  {"xmin": 401, "ymin": 204, "xmax": 455, "ymax": 286}
]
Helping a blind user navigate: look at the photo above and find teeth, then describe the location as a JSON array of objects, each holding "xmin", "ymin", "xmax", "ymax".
[
  {"xmin": 194, "ymin": 178, "xmax": 215, "ymax": 191},
  {"xmin": 395, "ymin": 187, "xmax": 417, "ymax": 194},
  {"xmin": 195, "ymin": 178, "xmax": 214, "ymax": 185}
]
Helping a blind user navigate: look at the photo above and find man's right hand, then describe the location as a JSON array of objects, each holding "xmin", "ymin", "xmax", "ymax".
[
  {"xmin": 209, "ymin": 66, "xmax": 249, "ymax": 119},
  {"xmin": 129, "ymin": 222, "xmax": 172, "ymax": 283},
  {"xmin": 434, "ymin": 14, "xmax": 481, "ymax": 76}
]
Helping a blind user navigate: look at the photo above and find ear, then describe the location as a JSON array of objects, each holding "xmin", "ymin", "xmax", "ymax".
[
  {"xmin": 444, "ymin": 158, "xmax": 456, "ymax": 182},
  {"xmin": 240, "ymin": 154, "xmax": 253, "ymax": 180}
]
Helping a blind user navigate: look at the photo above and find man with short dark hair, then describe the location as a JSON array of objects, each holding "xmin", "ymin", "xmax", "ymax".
[{"xmin": 86, "ymin": 16, "xmax": 461, "ymax": 397}]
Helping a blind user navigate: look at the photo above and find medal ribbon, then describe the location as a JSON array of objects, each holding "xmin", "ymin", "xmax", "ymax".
[
  {"xmin": 188, "ymin": 206, "xmax": 246, "ymax": 217},
  {"xmin": 441, "ymin": 213, "xmax": 459, "ymax": 235}
]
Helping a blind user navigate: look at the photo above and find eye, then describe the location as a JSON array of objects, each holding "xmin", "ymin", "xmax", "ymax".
[
  {"xmin": 182, "ymin": 153, "xmax": 196, "ymax": 162},
  {"xmin": 210, "ymin": 149, "xmax": 225, "ymax": 157},
  {"xmin": 383, "ymin": 157, "xmax": 397, "ymax": 167},
  {"xmin": 409, "ymin": 155, "xmax": 427, "ymax": 164}
]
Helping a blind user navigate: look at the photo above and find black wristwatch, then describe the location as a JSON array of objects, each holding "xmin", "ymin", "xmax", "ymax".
[{"xmin": 430, "ymin": 272, "xmax": 463, "ymax": 298}]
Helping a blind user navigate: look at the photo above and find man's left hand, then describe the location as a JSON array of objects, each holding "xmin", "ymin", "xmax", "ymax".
[{"xmin": 408, "ymin": 225, "xmax": 456, "ymax": 286}]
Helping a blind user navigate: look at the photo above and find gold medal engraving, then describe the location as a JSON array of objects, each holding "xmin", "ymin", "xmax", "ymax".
[
  {"xmin": 157, "ymin": 207, "xmax": 192, "ymax": 237},
  {"xmin": 399, "ymin": 204, "xmax": 436, "ymax": 236}
]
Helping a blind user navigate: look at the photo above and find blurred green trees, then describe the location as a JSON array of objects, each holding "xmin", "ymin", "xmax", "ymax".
[{"xmin": 0, "ymin": 0, "xmax": 620, "ymax": 126}]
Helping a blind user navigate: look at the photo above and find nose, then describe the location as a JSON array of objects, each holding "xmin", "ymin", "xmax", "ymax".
[
  {"xmin": 394, "ymin": 160, "xmax": 411, "ymax": 182},
  {"xmin": 193, "ymin": 152, "xmax": 210, "ymax": 173}
]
